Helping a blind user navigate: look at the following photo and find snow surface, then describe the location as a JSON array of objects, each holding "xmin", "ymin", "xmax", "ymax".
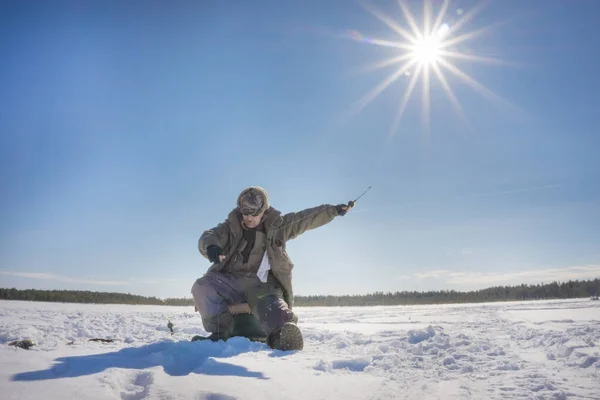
[{"xmin": 1, "ymin": 298, "xmax": 599, "ymax": 399}]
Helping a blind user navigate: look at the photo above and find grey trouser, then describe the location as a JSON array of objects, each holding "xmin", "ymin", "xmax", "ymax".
[{"xmin": 190, "ymin": 272, "xmax": 296, "ymax": 338}]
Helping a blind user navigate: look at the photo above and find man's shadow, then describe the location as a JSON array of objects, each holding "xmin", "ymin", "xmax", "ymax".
[{"xmin": 12, "ymin": 337, "xmax": 269, "ymax": 381}]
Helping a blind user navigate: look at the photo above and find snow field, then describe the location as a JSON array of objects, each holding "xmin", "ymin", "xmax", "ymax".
[{"xmin": 1, "ymin": 298, "xmax": 598, "ymax": 399}]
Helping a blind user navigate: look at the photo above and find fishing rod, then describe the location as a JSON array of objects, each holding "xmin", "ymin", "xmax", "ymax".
[{"xmin": 348, "ymin": 185, "xmax": 372, "ymax": 208}]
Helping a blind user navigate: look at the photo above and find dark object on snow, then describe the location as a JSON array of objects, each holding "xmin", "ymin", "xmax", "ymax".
[
  {"xmin": 88, "ymin": 338, "xmax": 115, "ymax": 343},
  {"xmin": 167, "ymin": 320, "xmax": 174, "ymax": 334},
  {"xmin": 229, "ymin": 303, "xmax": 266, "ymax": 340},
  {"xmin": 231, "ymin": 313, "xmax": 267, "ymax": 342},
  {"xmin": 591, "ymin": 296, "xmax": 599, "ymax": 301},
  {"xmin": 9, "ymin": 339, "xmax": 36, "ymax": 350},
  {"xmin": 191, "ymin": 332, "xmax": 227, "ymax": 342},
  {"xmin": 191, "ymin": 303, "xmax": 267, "ymax": 343}
]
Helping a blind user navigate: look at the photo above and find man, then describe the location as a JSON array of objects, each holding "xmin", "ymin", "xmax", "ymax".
[{"xmin": 191, "ymin": 186, "xmax": 352, "ymax": 351}]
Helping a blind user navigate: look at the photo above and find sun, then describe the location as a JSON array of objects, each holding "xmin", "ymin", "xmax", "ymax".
[
  {"xmin": 345, "ymin": 0, "xmax": 511, "ymax": 139},
  {"xmin": 409, "ymin": 22, "xmax": 451, "ymax": 67},
  {"xmin": 410, "ymin": 33, "xmax": 444, "ymax": 66}
]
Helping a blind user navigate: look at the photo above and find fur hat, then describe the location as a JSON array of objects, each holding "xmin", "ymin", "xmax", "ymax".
[{"xmin": 237, "ymin": 186, "xmax": 269, "ymax": 216}]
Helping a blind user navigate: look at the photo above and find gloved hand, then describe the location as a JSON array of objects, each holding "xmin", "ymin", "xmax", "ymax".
[
  {"xmin": 336, "ymin": 200, "xmax": 354, "ymax": 216},
  {"xmin": 206, "ymin": 245, "xmax": 223, "ymax": 263}
]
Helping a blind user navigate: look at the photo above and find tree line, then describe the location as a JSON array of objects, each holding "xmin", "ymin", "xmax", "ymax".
[
  {"xmin": 0, "ymin": 279, "xmax": 598, "ymax": 307},
  {"xmin": 297, "ymin": 279, "xmax": 600, "ymax": 307},
  {"xmin": 0, "ymin": 288, "xmax": 164, "ymax": 305}
]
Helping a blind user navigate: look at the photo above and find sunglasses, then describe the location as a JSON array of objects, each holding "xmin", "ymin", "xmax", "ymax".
[{"xmin": 239, "ymin": 207, "xmax": 262, "ymax": 217}]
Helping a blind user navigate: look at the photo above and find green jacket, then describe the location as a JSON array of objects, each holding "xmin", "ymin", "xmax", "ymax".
[{"xmin": 198, "ymin": 204, "xmax": 341, "ymax": 308}]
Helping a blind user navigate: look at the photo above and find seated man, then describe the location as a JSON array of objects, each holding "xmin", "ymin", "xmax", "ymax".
[{"xmin": 191, "ymin": 186, "xmax": 352, "ymax": 351}]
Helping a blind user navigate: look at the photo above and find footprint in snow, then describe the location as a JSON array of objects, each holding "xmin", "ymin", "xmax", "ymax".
[{"xmin": 120, "ymin": 371, "xmax": 153, "ymax": 400}]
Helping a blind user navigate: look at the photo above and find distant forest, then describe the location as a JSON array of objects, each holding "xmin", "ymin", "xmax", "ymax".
[{"xmin": 1, "ymin": 279, "xmax": 598, "ymax": 307}]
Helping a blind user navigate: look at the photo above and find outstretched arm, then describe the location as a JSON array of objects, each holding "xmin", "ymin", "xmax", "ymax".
[{"xmin": 281, "ymin": 203, "xmax": 350, "ymax": 242}]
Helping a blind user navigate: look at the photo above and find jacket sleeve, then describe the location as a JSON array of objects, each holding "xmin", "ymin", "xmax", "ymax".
[
  {"xmin": 198, "ymin": 220, "xmax": 231, "ymax": 259},
  {"xmin": 281, "ymin": 204, "xmax": 340, "ymax": 242}
]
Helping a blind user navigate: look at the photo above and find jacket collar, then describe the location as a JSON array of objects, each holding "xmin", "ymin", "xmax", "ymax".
[{"xmin": 226, "ymin": 206, "xmax": 282, "ymax": 235}]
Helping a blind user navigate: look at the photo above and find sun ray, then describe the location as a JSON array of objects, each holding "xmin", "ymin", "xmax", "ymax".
[
  {"xmin": 365, "ymin": 38, "xmax": 414, "ymax": 51},
  {"xmin": 350, "ymin": 59, "xmax": 418, "ymax": 118},
  {"xmin": 423, "ymin": 0, "xmax": 432, "ymax": 36},
  {"xmin": 355, "ymin": 53, "xmax": 415, "ymax": 75},
  {"xmin": 439, "ymin": 50, "xmax": 515, "ymax": 66},
  {"xmin": 441, "ymin": 19, "xmax": 509, "ymax": 48},
  {"xmin": 422, "ymin": 63, "xmax": 431, "ymax": 137},
  {"xmin": 358, "ymin": 0, "xmax": 416, "ymax": 43},
  {"xmin": 431, "ymin": 62, "xmax": 470, "ymax": 129},
  {"xmin": 431, "ymin": 0, "xmax": 451, "ymax": 37},
  {"xmin": 388, "ymin": 63, "xmax": 422, "ymax": 140},
  {"xmin": 437, "ymin": 58, "xmax": 511, "ymax": 108},
  {"xmin": 396, "ymin": 0, "xmax": 423, "ymax": 41}
]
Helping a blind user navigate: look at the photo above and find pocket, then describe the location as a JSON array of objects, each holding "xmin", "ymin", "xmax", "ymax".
[
  {"xmin": 276, "ymin": 247, "xmax": 294, "ymax": 270},
  {"xmin": 282, "ymin": 250, "xmax": 293, "ymax": 264}
]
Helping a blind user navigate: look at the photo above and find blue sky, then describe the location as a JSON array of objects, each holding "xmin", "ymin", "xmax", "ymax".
[{"xmin": 1, "ymin": 0, "xmax": 599, "ymax": 299}]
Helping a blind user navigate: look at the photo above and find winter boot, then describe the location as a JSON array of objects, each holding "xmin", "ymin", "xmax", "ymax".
[{"xmin": 268, "ymin": 322, "xmax": 304, "ymax": 351}]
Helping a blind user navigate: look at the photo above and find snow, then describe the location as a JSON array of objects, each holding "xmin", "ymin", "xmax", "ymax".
[{"xmin": 1, "ymin": 298, "xmax": 599, "ymax": 399}]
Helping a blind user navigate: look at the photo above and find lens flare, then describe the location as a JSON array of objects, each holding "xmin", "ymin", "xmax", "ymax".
[{"xmin": 346, "ymin": 0, "xmax": 513, "ymax": 140}]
